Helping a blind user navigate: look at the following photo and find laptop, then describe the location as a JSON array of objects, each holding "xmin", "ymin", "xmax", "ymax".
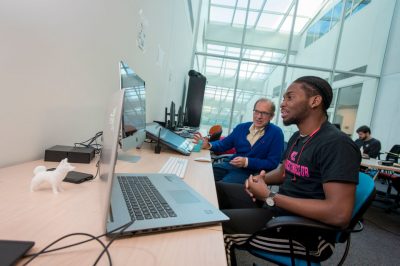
[
  {"xmin": 99, "ymin": 89, "xmax": 228, "ymax": 236},
  {"xmin": 146, "ymin": 122, "xmax": 194, "ymax": 156}
]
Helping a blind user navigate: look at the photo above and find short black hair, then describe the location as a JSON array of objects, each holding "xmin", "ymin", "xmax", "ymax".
[
  {"xmin": 356, "ymin": 125, "xmax": 371, "ymax": 134},
  {"xmin": 294, "ymin": 76, "xmax": 333, "ymax": 110}
]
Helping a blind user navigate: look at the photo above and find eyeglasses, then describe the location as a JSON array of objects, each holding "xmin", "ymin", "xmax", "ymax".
[{"xmin": 253, "ymin": 110, "xmax": 272, "ymax": 117}]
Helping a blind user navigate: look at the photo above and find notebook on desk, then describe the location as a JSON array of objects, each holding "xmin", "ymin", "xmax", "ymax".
[
  {"xmin": 0, "ymin": 240, "xmax": 34, "ymax": 266},
  {"xmin": 99, "ymin": 90, "xmax": 228, "ymax": 236}
]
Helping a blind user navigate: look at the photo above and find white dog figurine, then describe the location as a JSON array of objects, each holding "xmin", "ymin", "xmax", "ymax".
[{"xmin": 30, "ymin": 158, "xmax": 75, "ymax": 194}]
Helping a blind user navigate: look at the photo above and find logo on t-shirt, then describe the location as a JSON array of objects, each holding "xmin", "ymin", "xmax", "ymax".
[
  {"xmin": 290, "ymin": 151, "xmax": 298, "ymax": 161},
  {"xmin": 285, "ymin": 160, "xmax": 310, "ymax": 179}
]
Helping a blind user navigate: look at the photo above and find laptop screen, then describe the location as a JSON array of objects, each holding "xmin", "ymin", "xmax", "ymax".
[
  {"xmin": 146, "ymin": 123, "xmax": 193, "ymax": 155},
  {"xmin": 98, "ymin": 89, "xmax": 125, "ymax": 233}
]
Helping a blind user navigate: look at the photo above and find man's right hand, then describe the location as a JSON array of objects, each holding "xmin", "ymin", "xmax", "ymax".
[
  {"xmin": 245, "ymin": 170, "xmax": 268, "ymax": 202},
  {"xmin": 193, "ymin": 132, "xmax": 210, "ymax": 149},
  {"xmin": 192, "ymin": 132, "xmax": 203, "ymax": 144}
]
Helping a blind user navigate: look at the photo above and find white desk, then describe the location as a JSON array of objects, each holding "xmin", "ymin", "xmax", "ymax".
[{"xmin": 0, "ymin": 143, "xmax": 227, "ymax": 265}]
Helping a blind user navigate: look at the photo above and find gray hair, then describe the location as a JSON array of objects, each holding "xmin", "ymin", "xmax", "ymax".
[{"xmin": 253, "ymin": 98, "xmax": 275, "ymax": 115}]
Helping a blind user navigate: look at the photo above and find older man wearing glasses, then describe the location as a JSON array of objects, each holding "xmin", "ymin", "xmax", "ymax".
[{"xmin": 194, "ymin": 98, "xmax": 284, "ymax": 184}]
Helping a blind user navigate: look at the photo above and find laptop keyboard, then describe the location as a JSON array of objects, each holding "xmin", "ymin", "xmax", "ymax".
[{"xmin": 118, "ymin": 175, "xmax": 177, "ymax": 220}]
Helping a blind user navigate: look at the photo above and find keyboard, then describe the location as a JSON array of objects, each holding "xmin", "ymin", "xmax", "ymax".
[
  {"xmin": 117, "ymin": 175, "xmax": 177, "ymax": 220},
  {"xmin": 159, "ymin": 156, "xmax": 188, "ymax": 179},
  {"xmin": 177, "ymin": 130, "xmax": 194, "ymax": 139}
]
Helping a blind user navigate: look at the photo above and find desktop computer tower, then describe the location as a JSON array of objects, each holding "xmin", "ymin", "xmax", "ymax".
[{"xmin": 185, "ymin": 70, "xmax": 206, "ymax": 127}]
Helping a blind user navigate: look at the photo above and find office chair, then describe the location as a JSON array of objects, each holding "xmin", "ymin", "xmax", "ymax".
[
  {"xmin": 207, "ymin": 125, "xmax": 236, "ymax": 163},
  {"xmin": 242, "ymin": 172, "xmax": 376, "ymax": 266},
  {"xmin": 375, "ymin": 144, "xmax": 400, "ymax": 212},
  {"xmin": 211, "ymin": 152, "xmax": 234, "ymax": 165},
  {"xmin": 384, "ymin": 176, "xmax": 400, "ymax": 213},
  {"xmin": 208, "ymin": 124, "xmax": 223, "ymax": 142}
]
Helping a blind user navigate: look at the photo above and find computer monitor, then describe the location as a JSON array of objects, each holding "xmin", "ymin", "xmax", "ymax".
[
  {"xmin": 118, "ymin": 61, "xmax": 146, "ymax": 162},
  {"xmin": 184, "ymin": 70, "xmax": 206, "ymax": 127}
]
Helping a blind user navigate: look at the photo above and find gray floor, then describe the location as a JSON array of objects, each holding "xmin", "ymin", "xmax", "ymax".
[{"xmin": 235, "ymin": 197, "xmax": 400, "ymax": 265}]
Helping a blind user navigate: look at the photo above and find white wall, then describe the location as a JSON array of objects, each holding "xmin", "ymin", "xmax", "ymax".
[
  {"xmin": 373, "ymin": 0, "xmax": 400, "ymax": 152},
  {"xmin": 0, "ymin": 0, "xmax": 194, "ymax": 167},
  {"xmin": 335, "ymin": 1, "xmax": 395, "ymax": 75}
]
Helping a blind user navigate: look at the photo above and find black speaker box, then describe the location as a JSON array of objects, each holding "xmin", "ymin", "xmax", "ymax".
[
  {"xmin": 45, "ymin": 145, "xmax": 95, "ymax": 164},
  {"xmin": 185, "ymin": 70, "xmax": 206, "ymax": 127}
]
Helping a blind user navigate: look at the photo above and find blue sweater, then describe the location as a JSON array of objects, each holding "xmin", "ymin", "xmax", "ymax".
[{"xmin": 210, "ymin": 122, "xmax": 284, "ymax": 172}]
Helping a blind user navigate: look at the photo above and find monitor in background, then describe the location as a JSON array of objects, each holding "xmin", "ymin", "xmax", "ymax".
[
  {"xmin": 184, "ymin": 70, "xmax": 206, "ymax": 127},
  {"xmin": 118, "ymin": 61, "xmax": 146, "ymax": 162}
]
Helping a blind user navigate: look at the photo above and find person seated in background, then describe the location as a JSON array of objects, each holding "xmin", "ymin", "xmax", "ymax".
[
  {"xmin": 217, "ymin": 76, "xmax": 361, "ymax": 265},
  {"xmin": 354, "ymin": 125, "xmax": 381, "ymax": 159},
  {"xmin": 193, "ymin": 98, "xmax": 284, "ymax": 184}
]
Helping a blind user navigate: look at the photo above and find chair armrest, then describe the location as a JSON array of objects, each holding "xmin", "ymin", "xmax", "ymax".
[
  {"xmin": 265, "ymin": 216, "xmax": 340, "ymax": 233},
  {"xmin": 211, "ymin": 154, "xmax": 233, "ymax": 160},
  {"xmin": 211, "ymin": 154, "xmax": 233, "ymax": 163},
  {"xmin": 247, "ymin": 216, "xmax": 339, "ymax": 257}
]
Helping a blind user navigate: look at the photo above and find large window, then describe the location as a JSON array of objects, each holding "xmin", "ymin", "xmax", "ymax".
[
  {"xmin": 305, "ymin": 0, "xmax": 371, "ymax": 47},
  {"xmin": 332, "ymin": 84, "xmax": 362, "ymax": 135},
  {"xmin": 194, "ymin": 0, "xmax": 395, "ymax": 139}
]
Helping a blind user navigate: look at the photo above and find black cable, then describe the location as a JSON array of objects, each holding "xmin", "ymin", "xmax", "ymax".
[
  {"xmin": 93, "ymin": 221, "xmax": 134, "ymax": 265},
  {"xmin": 74, "ymin": 131, "xmax": 103, "ymax": 154},
  {"xmin": 94, "ymin": 158, "xmax": 101, "ymax": 179},
  {"xmin": 23, "ymin": 233, "xmax": 112, "ymax": 266},
  {"xmin": 23, "ymin": 221, "xmax": 133, "ymax": 265},
  {"xmin": 73, "ymin": 132, "xmax": 103, "ymax": 180},
  {"xmin": 23, "ymin": 232, "xmax": 105, "ymax": 256},
  {"xmin": 75, "ymin": 131, "xmax": 102, "ymax": 147},
  {"xmin": 92, "ymin": 149, "xmax": 102, "ymax": 180}
]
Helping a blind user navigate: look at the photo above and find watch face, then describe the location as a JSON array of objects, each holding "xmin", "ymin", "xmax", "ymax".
[{"xmin": 266, "ymin": 197, "xmax": 275, "ymax": 206}]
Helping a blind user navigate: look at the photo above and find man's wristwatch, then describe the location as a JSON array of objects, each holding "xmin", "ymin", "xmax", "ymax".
[{"xmin": 265, "ymin": 191, "xmax": 277, "ymax": 207}]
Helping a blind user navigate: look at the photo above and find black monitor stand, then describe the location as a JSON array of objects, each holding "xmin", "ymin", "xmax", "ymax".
[
  {"xmin": 165, "ymin": 101, "xmax": 180, "ymax": 130},
  {"xmin": 177, "ymin": 106, "xmax": 184, "ymax": 128}
]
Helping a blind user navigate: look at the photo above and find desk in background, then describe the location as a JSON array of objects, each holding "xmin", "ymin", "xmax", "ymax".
[
  {"xmin": 361, "ymin": 158, "xmax": 400, "ymax": 179},
  {"xmin": 0, "ymin": 143, "xmax": 227, "ymax": 265},
  {"xmin": 361, "ymin": 157, "xmax": 400, "ymax": 214}
]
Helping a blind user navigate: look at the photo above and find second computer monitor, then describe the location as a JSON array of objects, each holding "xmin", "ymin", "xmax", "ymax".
[{"xmin": 119, "ymin": 61, "xmax": 146, "ymax": 152}]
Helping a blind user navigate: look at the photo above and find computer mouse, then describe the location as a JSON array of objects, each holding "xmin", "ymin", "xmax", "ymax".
[{"xmin": 194, "ymin": 157, "xmax": 211, "ymax": 162}]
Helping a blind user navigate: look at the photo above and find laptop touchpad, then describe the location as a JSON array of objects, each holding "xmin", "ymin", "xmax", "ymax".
[{"xmin": 169, "ymin": 190, "xmax": 200, "ymax": 203}]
